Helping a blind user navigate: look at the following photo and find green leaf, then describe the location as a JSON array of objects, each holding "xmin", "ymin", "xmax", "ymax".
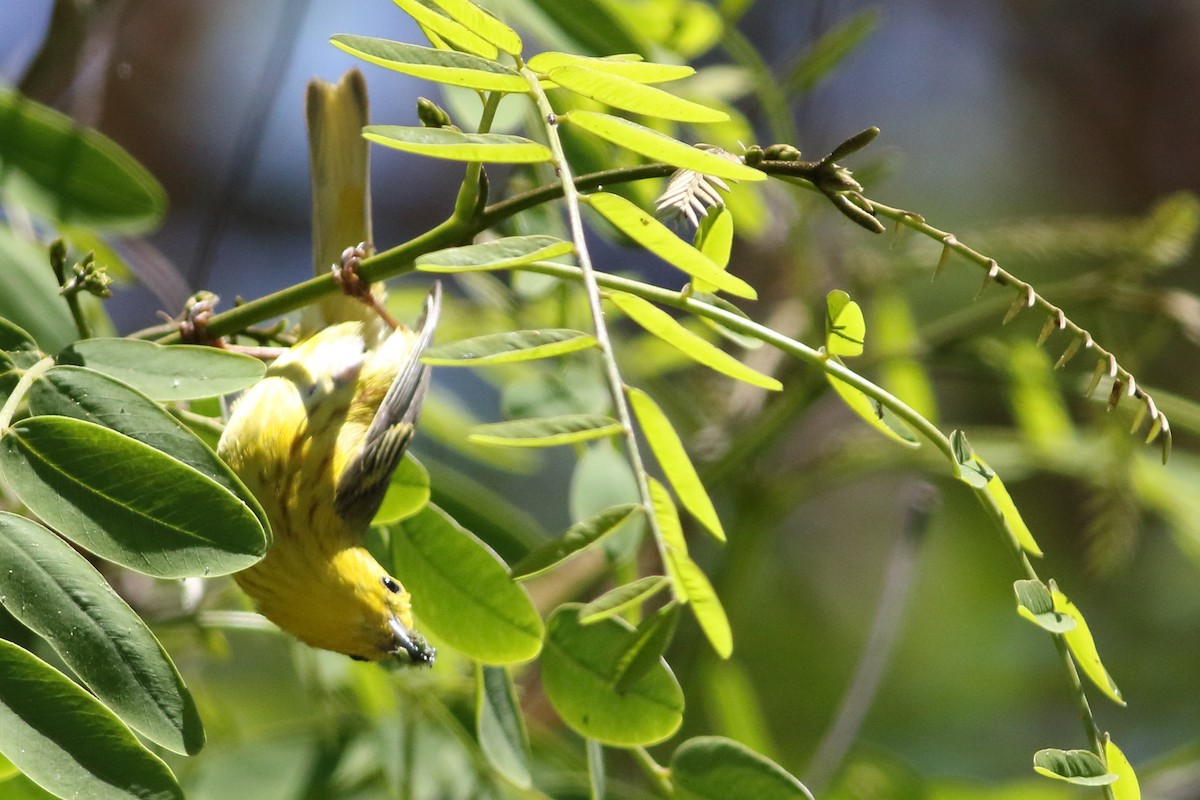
[
  {"xmin": 372, "ymin": 454, "xmax": 430, "ymax": 525},
  {"xmin": 568, "ymin": 111, "xmax": 765, "ymax": 182},
  {"xmin": 627, "ymin": 386, "xmax": 724, "ymax": 541},
  {"xmin": 0, "ymin": 513, "xmax": 204, "ymax": 755},
  {"xmin": 511, "ymin": 504, "xmax": 643, "ymax": 580},
  {"xmin": 610, "ymin": 293, "xmax": 780, "ymax": 390},
  {"xmin": 549, "ymin": 65, "xmax": 726, "ymax": 123},
  {"xmin": 1033, "ymin": 749, "xmax": 1116, "ymax": 786},
  {"xmin": 1104, "ymin": 736, "xmax": 1141, "ymax": 800},
  {"xmin": 0, "ymin": 639, "xmax": 183, "ymax": 800},
  {"xmin": 394, "ymin": 0, "xmax": 498, "ymax": 59},
  {"xmin": 647, "ymin": 478, "xmax": 732, "ymax": 658},
  {"xmin": 363, "ymin": 125, "xmax": 552, "ymax": 163},
  {"xmin": 541, "ymin": 604, "xmax": 683, "ymax": 746},
  {"xmin": 426, "ymin": 0, "xmax": 523, "ymax": 55},
  {"xmin": 60, "ymin": 338, "xmax": 265, "ymax": 401},
  {"xmin": 0, "ymin": 229, "xmax": 77, "ymax": 354},
  {"xmin": 28, "ymin": 365, "xmax": 269, "ymax": 536},
  {"xmin": 1013, "ymin": 579, "xmax": 1075, "ymax": 634},
  {"xmin": 423, "ymin": 329, "xmax": 597, "ymax": 366},
  {"xmin": 0, "ymin": 87, "xmax": 165, "ymax": 233},
  {"xmin": 694, "ymin": 205, "xmax": 733, "ymax": 270},
  {"xmin": 391, "ymin": 504, "xmax": 543, "ymax": 664},
  {"xmin": 416, "ymin": 234, "xmax": 574, "ymax": 273},
  {"xmin": 784, "ymin": 8, "xmax": 879, "ymax": 95},
  {"xmin": 476, "ymin": 666, "xmax": 531, "ymax": 788},
  {"xmin": 529, "ymin": 52, "xmax": 693, "ymax": 84},
  {"xmin": 330, "ymin": 35, "xmax": 528, "ymax": 92},
  {"xmin": 0, "ymin": 318, "xmax": 39, "ymax": 355},
  {"xmin": 1051, "ymin": 587, "xmax": 1124, "ymax": 706},
  {"xmin": 825, "ymin": 361, "xmax": 921, "ymax": 448},
  {"xmin": 571, "ymin": 443, "xmax": 646, "ymax": 562},
  {"xmin": 469, "ymin": 414, "xmax": 624, "ymax": 447},
  {"xmin": 613, "ymin": 602, "xmax": 680, "ymax": 693},
  {"xmin": 671, "ymin": 736, "xmax": 813, "ymax": 800},
  {"xmin": 978, "ymin": 455, "xmax": 1043, "ymax": 557},
  {"xmin": 0, "ymin": 416, "xmax": 268, "ymax": 578},
  {"xmin": 520, "ymin": 0, "xmax": 645, "ymax": 59},
  {"xmin": 825, "ymin": 290, "xmax": 865, "ymax": 358},
  {"xmin": 589, "ymin": 192, "xmax": 756, "ymax": 298},
  {"xmin": 580, "ymin": 575, "xmax": 672, "ymax": 624},
  {"xmin": 949, "ymin": 430, "xmax": 990, "ymax": 487}
]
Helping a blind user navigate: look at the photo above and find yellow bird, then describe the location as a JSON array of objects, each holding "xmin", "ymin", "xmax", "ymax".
[{"xmin": 218, "ymin": 283, "xmax": 441, "ymax": 664}]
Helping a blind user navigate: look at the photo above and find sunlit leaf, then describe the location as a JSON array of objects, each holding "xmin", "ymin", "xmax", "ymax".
[
  {"xmin": 541, "ymin": 604, "xmax": 683, "ymax": 746},
  {"xmin": 825, "ymin": 363, "xmax": 921, "ymax": 448},
  {"xmin": 0, "ymin": 416, "xmax": 267, "ymax": 578},
  {"xmin": 528, "ymin": 52, "xmax": 693, "ymax": 83},
  {"xmin": 1013, "ymin": 579, "xmax": 1075, "ymax": 634},
  {"xmin": 825, "ymin": 290, "xmax": 865, "ymax": 358},
  {"xmin": 0, "ymin": 639, "xmax": 183, "ymax": 800},
  {"xmin": 520, "ymin": 0, "xmax": 644, "ymax": 60},
  {"xmin": 394, "ymin": 0, "xmax": 498, "ymax": 59},
  {"xmin": 476, "ymin": 666, "xmax": 531, "ymax": 788},
  {"xmin": 60, "ymin": 338, "xmax": 265, "ymax": 401},
  {"xmin": 511, "ymin": 504, "xmax": 643, "ymax": 580},
  {"xmin": 372, "ymin": 455, "xmax": 430, "ymax": 525},
  {"xmin": 611, "ymin": 293, "xmax": 779, "ymax": 389},
  {"xmin": 627, "ymin": 386, "xmax": 725, "ymax": 540},
  {"xmin": 568, "ymin": 111, "xmax": 764, "ymax": 181},
  {"xmin": 427, "ymin": 0, "xmax": 523, "ymax": 54},
  {"xmin": 0, "ymin": 513, "xmax": 204, "ymax": 755},
  {"xmin": 331, "ymin": 35, "xmax": 528, "ymax": 91},
  {"xmin": 1033, "ymin": 749, "xmax": 1115, "ymax": 786},
  {"xmin": 1051, "ymin": 587, "xmax": 1124, "ymax": 706},
  {"xmin": 571, "ymin": 443, "xmax": 646, "ymax": 562},
  {"xmin": 416, "ymin": 235, "xmax": 574, "ymax": 273},
  {"xmin": 469, "ymin": 414, "xmax": 624, "ymax": 447},
  {"xmin": 672, "ymin": 736, "xmax": 813, "ymax": 799},
  {"xmin": 1104, "ymin": 736, "xmax": 1141, "ymax": 800},
  {"xmin": 364, "ymin": 126, "xmax": 552, "ymax": 163},
  {"xmin": 423, "ymin": 329, "xmax": 597, "ymax": 366},
  {"xmin": 613, "ymin": 602, "xmax": 680, "ymax": 693},
  {"xmin": 392, "ymin": 504, "xmax": 543, "ymax": 664},
  {"xmin": 949, "ymin": 430, "xmax": 989, "ymax": 486},
  {"xmin": 549, "ymin": 65, "xmax": 726, "ymax": 123},
  {"xmin": 0, "ymin": 87, "xmax": 165, "ymax": 233},
  {"xmin": 579, "ymin": 575, "xmax": 672, "ymax": 623},
  {"xmin": 978, "ymin": 455, "xmax": 1043, "ymax": 557},
  {"xmin": 589, "ymin": 192, "xmax": 755, "ymax": 298}
]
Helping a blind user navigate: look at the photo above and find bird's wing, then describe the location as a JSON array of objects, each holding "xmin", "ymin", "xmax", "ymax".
[{"xmin": 334, "ymin": 282, "xmax": 441, "ymax": 529}]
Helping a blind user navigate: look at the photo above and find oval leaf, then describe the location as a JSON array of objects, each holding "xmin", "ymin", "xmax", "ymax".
[
  {"xmin": 627, "ymin": 386, "xmax": 725, "ymax": 541},
  {"xmin": 511, "ymin": 504, "xmax": 643, "ymax": 580},
  {"xmin": 0, "ymin": 416, "xmax": 268, "ymax": 578},
  {"xmin": 541, "ymin": 604, "xmax": 683, "ymax": 746},
  {"xmin": 549, "ymin": 65, "xmax": 726, "ymax": 123},
  {"xmin": 0, "ymin": 87, "xmax": 165, "ymax": 233},
  {"xmin": 423, "ymin": 329, "xmax": 597, "ymax": 366},
  {"xmin": 469, "ymin": 414, "xmax": 624, "ymax": 448},
  {"xmin": 610, "ymin": 293, "xmax": 779, "ymax": 390},
  {"xmin": 416, "ymin": 235, "xmax": 574, "ymax": 273},
  {"xmin": 426, "ymin": 0, "xmax": 522, "ymax": 55},
  {"xmin": 571, "ymin": 443, "xmax": 646, "ymax": 562},
  {"xmin": 613, "ymin": 602, "xmax": 681, "ymax": 693},
  {"xmin": 0, "ymin": 513, "xmax": 204, "ymax": 755},
  {"xmin": 394, "ymin": 0, "xmax": 498, "ymax": 59},
  {"xmin": 1033, "ymin": 748, "xmax": 1116, "ymax": 786},
  {"xmin": 0, "ymin": 639, "xmax": 183, "ymax": 800},
  {"xmin": 528, "ymin": 52, "xmax": 693, "ymax": 84},
  {"xmin": 589, "ymin": 193, "xmax": 756, "ymax": 298},
  {"xmin": 391, "ymin": 504, "xmax": 543, "ymax": 664},
  {"xmin": 330, "ymin": 35, "xmax": 528, "ymax": 92},
  {"xmin": 671, "ymin": 736, "xmax": 812, "ymax": 800},
  {"xmin": 476, "ymin": 666, "xmax": 531, "ymax": 789},
  {"xmin": 1013, "ymin": 579, "xmax": 1075, "ymax": 634},
  {"xmin": 372, "ymin": 454, "xmax": 430, "ymax": 525},
  {"xmin": 364, "ymin": 125, "xmax": 552, "ymax": 163},
  {"xmin": 825, "ymin": 290, "xmax": 865, "ymax": 358},
  {"xmin": 568, "ymin": 111, "xmax": 764, "ymax": 182},
  {"xmin": 1052, "ymin": 587, "xmax": 1124, "ymax": 706},
  {"xmin": 28, "ymin": 365, "xmax": 269, "ymax": 536},
  {"xmin": 60, "ymin": 338, "xmax": 265, "ymax": 401},
  {"xmin": 580, "ymin": 575, "xmax": 673, "ymax": 624}
]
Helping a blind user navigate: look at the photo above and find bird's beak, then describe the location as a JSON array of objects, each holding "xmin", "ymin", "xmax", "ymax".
[{"xmin": 388, "ymin": 616, "xmax": 435, "ymax": 666}]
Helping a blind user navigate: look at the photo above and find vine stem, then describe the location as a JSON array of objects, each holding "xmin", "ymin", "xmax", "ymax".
[{"xmin": 517, "ymin": 65, "xmax": 666, "ymax": 558}]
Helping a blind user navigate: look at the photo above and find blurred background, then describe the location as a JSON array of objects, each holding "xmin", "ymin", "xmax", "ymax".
[{"xmin": 3, "ymin": 0, "xmax": 1200, "ymax": 797}]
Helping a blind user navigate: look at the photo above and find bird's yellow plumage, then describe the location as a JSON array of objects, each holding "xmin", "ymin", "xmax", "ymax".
[{"xmin": 218, "ymin": 285, "xmax": 440, "ymax": 663}]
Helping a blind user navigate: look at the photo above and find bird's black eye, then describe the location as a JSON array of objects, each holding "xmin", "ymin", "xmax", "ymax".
[{"xmin": 382, "ymin": 576, "xmax": 401, "ymax": 594}]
